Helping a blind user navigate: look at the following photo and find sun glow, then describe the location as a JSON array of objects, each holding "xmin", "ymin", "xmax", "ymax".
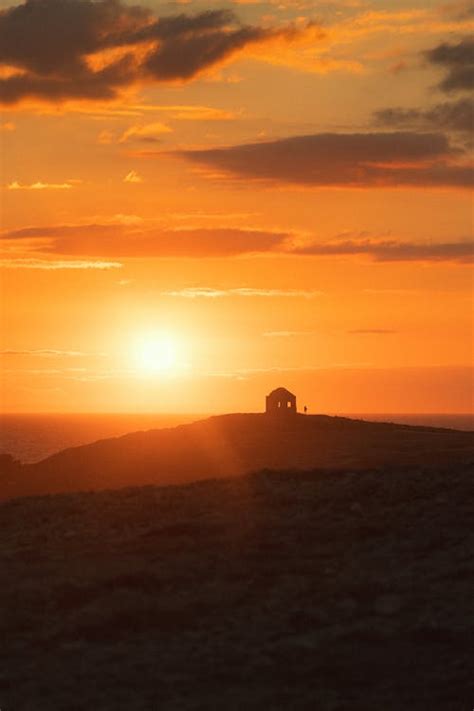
[{"xmin": 133, "ymin": 332, "xmax": 184, "ymax": 374}]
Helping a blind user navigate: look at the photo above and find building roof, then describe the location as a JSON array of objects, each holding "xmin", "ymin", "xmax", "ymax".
[{"xmin": 267, "ymin": 387, "xmax": 296, "ymax": 398}]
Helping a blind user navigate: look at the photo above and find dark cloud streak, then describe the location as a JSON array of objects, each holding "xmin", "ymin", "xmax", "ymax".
[
  {"xmin": 292, "ymin": 239, "xmax": 473, "ymax": 263},
  {"xmin": 3, "ymin": 222, "xmax": 472, "ymax": 264},
  {"xmin": 1, "ymin": 224, "xmax": 289, "ymax": 257},
  {"xmin": 374, "ymin": 98, "xmax": 474, "ymax": 134},
  {"xmin": 178, "ymin": 132, "xmax": 472, "ymax": 189}
]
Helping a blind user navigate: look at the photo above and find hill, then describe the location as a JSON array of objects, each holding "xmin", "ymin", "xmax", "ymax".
[
  {"xmin": 1, "ymin": 413, "xmax": 473, "ymax": 500},
  {"xmin": 0, "ymin": 465, "xmax": 472, "ymax": 710}
]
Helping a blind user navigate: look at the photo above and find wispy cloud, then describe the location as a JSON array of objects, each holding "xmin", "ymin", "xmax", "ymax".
[
  {"xmin": 123, "ymin": 170, "xmax": 143, "ymax": 183},
  {"xmin": 437, "ymin": 1, "xmax": 474, "ymax": 21},
  {"xmin": 7, "ymin": 180, "xmax": 75, "ymax": 190},
  {"xmin": 147, "ymin": 105, "xmax": 238, "ymax": 121},
  {"xmin": 263, "ymin": 330, "xmax": 318, "ymax": 337},
  {"xmin": 0, "ymin": 349, "xmax": 106, "ymax": 357},
  {"xmin": 348, "ymin": 329, "xmax": 398, "ymax": 335},
  {"xmin": 97, "ymin": 129, "xmax": 115, "ymax": 145},
  {"xmin": 332, "ymin": 6, "xmax": 474, "ymax": 40},
  {"xmin": 0, "ymin": 258, "xmax": 122, "ymax": 270},
  {"xmin": 206, "ymin": 362, "xmax": 375, "ymax": 378},
  {"xmin": 292, "ymin": 239, "xmax": 474, "ymax": 263},
  {"xmin": 119, "ymin": 121, "xmax": 172, "ymax": 144},
  {"xmin": 163, "ymin": 287, "xmax": 323, "ymax": 298},
  {"xmin": 29, "ymin": 102, "xmax": 240, "ymax": 121}
]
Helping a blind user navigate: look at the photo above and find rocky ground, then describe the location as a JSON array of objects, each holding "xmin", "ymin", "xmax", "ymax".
[{"xmin": 0, "ymin": 465, "xmax": 473, "ymax": 710}]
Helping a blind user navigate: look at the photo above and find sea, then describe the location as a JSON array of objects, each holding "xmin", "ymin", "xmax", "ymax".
[{"xmin": 0, "ymin": 412, "xmax": 472, "ymax": 464}]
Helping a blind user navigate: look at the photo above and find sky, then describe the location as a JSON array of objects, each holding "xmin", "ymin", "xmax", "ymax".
[{"xmin": 0, "ymin": 0, "xmax": 472, "ymax": 413}]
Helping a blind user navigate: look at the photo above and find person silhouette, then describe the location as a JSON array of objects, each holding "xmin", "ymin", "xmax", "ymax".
[{"xmin": 304, "ymin": 406, "xmax": 307, "ymax": 414}]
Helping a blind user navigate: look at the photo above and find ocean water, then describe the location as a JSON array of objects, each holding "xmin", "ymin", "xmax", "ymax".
[
  {"xmin": 0, "ymin": 413, "xmax": 203, "ymax": 464},
  {"xmin": 0, "ymin": 412, "xmax": 472, "ymax": 464}
]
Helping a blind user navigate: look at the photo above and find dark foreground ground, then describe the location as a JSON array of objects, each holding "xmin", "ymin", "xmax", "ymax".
[{"xmin": 1, "ymin": 465, "xmax": 473, "ymax": 710}]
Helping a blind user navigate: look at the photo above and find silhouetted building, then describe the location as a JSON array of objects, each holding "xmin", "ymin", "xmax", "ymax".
[{"xmin": 266, "ymin": 387, "xmax": 297, "ymax": 415}]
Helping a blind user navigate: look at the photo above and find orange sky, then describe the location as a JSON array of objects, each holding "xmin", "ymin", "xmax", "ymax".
[{"xmin": 0, "ymin": 0, "xmax": 473, "ymax": 413}]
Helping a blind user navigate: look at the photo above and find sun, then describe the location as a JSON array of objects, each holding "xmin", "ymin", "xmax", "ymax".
[{"xmin": 133, "ymin": 332, "xmax": 183, "ymax": 374}]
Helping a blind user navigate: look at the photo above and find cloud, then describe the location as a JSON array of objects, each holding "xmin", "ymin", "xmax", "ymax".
[
  {"xmin": 207, "ymin": 362, "xmax": 374, "ymax": 377},
  {"xmin": 177, "ymin": 132, "xmax": 472, "ymax": 189},
  {"xmin": 142, "ymin": 11, "xmax": 288, "ymax": 82},
  {"xmin": 0, "ymin": 258, "xmax": 122, "ymax": 269},
  {"xmin": 263, "ymin": 330, "xmax": 317, "ymax": 337},
  {"xmin": 0, "ymin": 349, "xmax": 105, "ymax": 357},
  {"xmin": 34, "ymin": 101, "xmax": 234, "ymax": 120},
  {"xmin": 6, "ymin": 180, "xmax": 74, "ymax": 190},
  {"xmin": 97, "ymin": 129, "xmax": 115, "ymax": 144},
  {"xmin": 0, "ymin": 0, "xmax": 311, "ymax": 105},
  {"xmin": 3, "ymin": 223, "xmax": 120, "ymax": 240},
  {"xmin": 3, "ymin": 222, "xmax": 472, "ymax": 264},
  {"xmin": 0, "ymin": 120, "xmax": 14, "ymax": 130},
  {"xmin": 123, "ymin": 170, "xmax": 143, "ymax": 183},
  {"xmin": 373, "ymin": 98, "xmax": 474, "ymax": 134},
  {"xmin": 348, "ymin": 329, "xmax": 397, "ymax": 335},
  {"xmin": 1, "ymin": 223, "xmax": 289, "ymax": 258},
  {"xmin": 163, "ymin": 287, "xmax": 322, "ymax": 298},
  {"xmin": 119, "ymin": 121, "xmax": 172, "ymax": 143},
  {"xmin": 109, "ymin": 214, "xmax": 144, "ymax": 226},
  {"xmin": 96, "ymin": 108, "xmax": 234, "ymax": 143},
  {"xmin": 438, "ymin": 1, "xmax": 474, "ymax": 21},
  {"xmin": 425, "ymin": 37, "xmax": 474, "ymax": 92},
  {"xmin": 147, "ymin": 105, "xmax": 237, "ymax": 121},
  {"xmin": 292, "ymin": 239, "xmax": 474, "ymax": 263}
]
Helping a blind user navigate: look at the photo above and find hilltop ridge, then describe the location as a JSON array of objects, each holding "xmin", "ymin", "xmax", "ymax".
[{"xmin": 1, "ymin": 413, "xmax": 473, "ymax": 501}]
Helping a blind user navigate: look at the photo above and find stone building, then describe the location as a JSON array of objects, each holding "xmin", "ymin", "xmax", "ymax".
[{"xmin": 265, "ymin": 387, "xmax": 297, "ymax": 415}]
